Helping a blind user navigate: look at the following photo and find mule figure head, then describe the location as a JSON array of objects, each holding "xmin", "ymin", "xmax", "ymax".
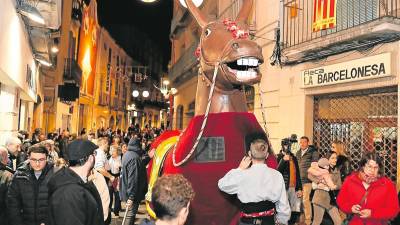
[{"xmin": 183, "ymin": 0, "xmax": 264, "ymax": 115}]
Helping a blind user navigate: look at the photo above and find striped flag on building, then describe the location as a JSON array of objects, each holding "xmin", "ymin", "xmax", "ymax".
[{"xmin": 313, "ymin": 0, "xmax": 337, "ymax": 32}]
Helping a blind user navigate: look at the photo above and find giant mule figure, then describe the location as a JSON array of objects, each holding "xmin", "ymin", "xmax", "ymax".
[{"xmin": 146, "ymin": 1, "xmax": 266, "ymax": 224}]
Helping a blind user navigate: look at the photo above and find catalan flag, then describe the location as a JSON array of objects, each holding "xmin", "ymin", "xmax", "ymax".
[{"xmin": 313, "ymin": 0, "xmax": 337, "ymax": 32}]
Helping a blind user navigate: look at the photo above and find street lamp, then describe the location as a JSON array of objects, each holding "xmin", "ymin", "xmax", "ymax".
[
  {"xmin": 140, "ymin": 0, "xmax": 158, "ymax": 3},
  {"xmin": 132, "ymin": 90, "xmax": 139, "ymax": 98},
  {"xmin": 142, "ymin": 90, "xmax": 150, "ymax": 98}
]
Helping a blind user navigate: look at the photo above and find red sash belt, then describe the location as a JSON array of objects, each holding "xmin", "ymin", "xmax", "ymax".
[{"xmin": 240, "ymin": 208, "xmax": 275, "ymax": 218}]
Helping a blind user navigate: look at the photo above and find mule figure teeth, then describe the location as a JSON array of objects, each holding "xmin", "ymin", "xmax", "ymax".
[
  {"xmin": 237, "ymin": 59, "xmax": 243, "ymax": 65},
  {"xmin": 242, "ymin": 58, "xmax": 249, "ymax": 66},
  {"xmin": 249, "ymin": 58, "xmax": 257, "ymax": 66}
]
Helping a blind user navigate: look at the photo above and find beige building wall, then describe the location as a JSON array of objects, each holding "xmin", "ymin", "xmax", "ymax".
[
  {"xmin": 92, "ymin": 28, "xmax": 133, "ymax": 132},
  {"xmin": 0, "ymin": 0, "xmax": 43, "ymax": 143},
  {"xmin": 172, "ymin": 76, "xmax": 197, "ymax": 129},
  {"xmin": 42, "ymin": 0, "xmax": 78, "ymax": 134},
  {"xmin": 253, "ymin": 0, "xmax": 400, "ymax": 152},
  {"xmin": 254, "ymin": 0, "xmax": 400, "ymax": 187}
]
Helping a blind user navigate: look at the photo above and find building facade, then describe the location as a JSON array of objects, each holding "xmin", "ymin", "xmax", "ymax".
[
  {"xmin": 93, "ymin": 27, "xmax": 133, "ymax": 132},
  {"xmin": 255, "ymin": 0, "xmax": 400, "ymax": 186},
  {"xmin": 41, "ymin": 0, "xmax": 134, "ymax": 135},
  {"xmin": 42, "ymin": 0, "xmax": 80, "ymax": 135},
  {"xmin": 0, "ymin": 0, "xmax": 62, "ymax": 144}
]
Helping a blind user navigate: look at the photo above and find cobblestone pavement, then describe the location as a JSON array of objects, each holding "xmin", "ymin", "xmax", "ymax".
[{"xmin": 111, "ymin": 202, "xmax": 150, "ymax": 225}]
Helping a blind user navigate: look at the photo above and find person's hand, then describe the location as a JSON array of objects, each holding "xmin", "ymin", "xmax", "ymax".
[
  {"xmin": 238, "ymin": 156, "xmax": 252, "ymax": 170},
  {"xmin": 126, "ymin": 199, "xmax": 133, "ymax": 209},
  {"xmin": 359, "ymin": 209, "xmax": 371, "ymax": 218},
  {"xmin": 283, "ymin": 155, "xmax": 290, "ymax": 161},
  {"xmin": 351, "ymin": 204, "xmax": 361, "ymax": 214},
  {"xmin": 317, "ymin": 182, "xmax": 328, "ymax": 189},
  {"xmin": 148, "ymin": 148, "xmax": 155, "ymax": 158},
  {"xmin": 296, "ymin": 190, "xmax": 303, "ymax": 198}
]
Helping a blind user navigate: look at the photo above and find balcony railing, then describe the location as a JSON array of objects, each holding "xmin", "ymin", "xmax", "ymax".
[
  {"xmin": 63, "ymin": 58, "xmax": 82, "ymax": 85},
  {"xmin": 282, "ymin": 0, "xmax": 400, "ymax": 48},
  {"xmin": 281, "ymin": 0, "xmax": 400, "ymax": 64},
  {"xmin": 169, "ymin": 41, "xmax": 199, "ymax": 86}
]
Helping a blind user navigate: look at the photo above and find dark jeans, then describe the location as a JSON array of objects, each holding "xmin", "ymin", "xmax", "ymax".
[
  {"xmin": 122, "ymin": 200, "xmax": 140, "ymax": 225},
  {"xmin": 109, "ymin": 185, "xmax": 121, "ymax": 214}
]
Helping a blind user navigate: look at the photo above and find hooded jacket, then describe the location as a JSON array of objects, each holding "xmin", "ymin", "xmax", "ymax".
[
  {"xmin": 48, "ymin": 167, "xmax": 104, "ymax": 225},
  {"xmin": 7, "ymin": 162, "xmax": 54, "ymax": 225},
  {"xmin": 120, "ymin": 137, "xmax": 148, "ymax": 202}
]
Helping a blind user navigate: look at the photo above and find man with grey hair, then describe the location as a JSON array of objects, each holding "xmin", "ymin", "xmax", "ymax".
[
  {"xmin": 5, "ymin": 136, "xmax": 26, "ymax": 171},
  {"xmin": 0, "ymin": 146, "xmax": 13, "ymax": 225},
  {"xmin": 218, "ymin": 139, "xmax": 291, "ymax": 225}
]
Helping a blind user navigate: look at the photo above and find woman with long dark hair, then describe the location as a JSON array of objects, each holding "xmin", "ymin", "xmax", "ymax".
[
  {"xmin": 331, "ymin": 141, "xmax": 351, "ymax": 182},
  {"xmin": 337, "ymin": 152, "xmax": 399, "ymax": 225}
]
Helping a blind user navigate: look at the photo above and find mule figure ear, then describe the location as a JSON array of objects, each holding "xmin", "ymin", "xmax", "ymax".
[
  {"xmin": 184, "ymin": 0, "xmax": 208, "ymax": 28},
  {"xmin": 236, "ymin": 0, "xmax": 253, "ymax": 23}
]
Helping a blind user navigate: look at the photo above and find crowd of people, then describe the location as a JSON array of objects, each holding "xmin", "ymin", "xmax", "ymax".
[
  {"xmin": 1, "ymin": 126, "xmax": 400, "ymax": 225},
  {"xmin": 274, "ymin": 137, "xmax": 400, "ymax": 225},
  {"xmin": 0, "ymin": 124, "xmax": 162, "ymax": 225}
]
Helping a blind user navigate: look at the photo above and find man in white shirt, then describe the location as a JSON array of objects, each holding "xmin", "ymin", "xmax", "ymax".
[
  {"xmin": 94, "ymin": 137, "xmax": 113, "ymax": 223},
  {"xmin": 218, "ymin": 139, "xmax": 291, "ymax": 225},
  {"xmin": 94, "ymin": 137, "xmax": 114, "ymax": 182}
]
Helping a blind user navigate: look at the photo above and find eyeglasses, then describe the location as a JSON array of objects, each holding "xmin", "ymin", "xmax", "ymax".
[
  {"xmin": 30, "ymin": 158, "xmax": 47, "ymax": 164},
  {"xmin": 364, "ymin": 164, "xmax": 379, "ymax": 171}
]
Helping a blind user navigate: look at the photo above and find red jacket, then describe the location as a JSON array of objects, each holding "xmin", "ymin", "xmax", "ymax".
[{"xmin": 337, "ymin": 172, "xmax": 399, "ymax": 225}]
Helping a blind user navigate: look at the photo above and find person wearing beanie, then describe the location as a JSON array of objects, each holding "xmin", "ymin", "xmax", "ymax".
[{"xmin": 48, "ymin": 139, "xmax": 104, "ymax": 225}]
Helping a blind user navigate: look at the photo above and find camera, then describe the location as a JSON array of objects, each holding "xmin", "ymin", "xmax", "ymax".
[{"xmin": 281, "ymin": 134, "xmax": 298, "ymax": 154}]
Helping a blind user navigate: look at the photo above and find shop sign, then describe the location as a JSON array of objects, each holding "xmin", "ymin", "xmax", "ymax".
[{"xmin": 301, "ymin": 53, "xmax": 391, "ymax": 88}]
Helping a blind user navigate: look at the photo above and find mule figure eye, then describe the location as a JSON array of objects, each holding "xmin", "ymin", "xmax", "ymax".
[{"xmin": 205, "ymin": 28, "xmax": 212, "ymax": 37}]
